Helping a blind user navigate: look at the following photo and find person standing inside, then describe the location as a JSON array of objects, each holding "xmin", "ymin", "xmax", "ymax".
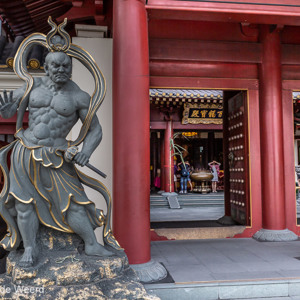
[
  {"xmin": 178, "ymin": 159, "xmax": 191, "ymax": 194},
  {"xmin": 208, "ymin": 160, "xmax": 221, "ymax": 193}
]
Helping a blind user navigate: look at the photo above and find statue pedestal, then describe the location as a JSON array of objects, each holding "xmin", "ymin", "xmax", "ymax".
[{"xmin": 0, "ymin": 226, "xmax": 159, "ymax": 299}]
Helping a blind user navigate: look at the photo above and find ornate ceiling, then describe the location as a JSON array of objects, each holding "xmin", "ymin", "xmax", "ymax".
[
  {"xmin": 0, "ymin": 0, "xmax": 108, "ymax": 40},
  {"xmin": 150, "ymin": 88, "xmax": 223, "ymax": 109}
]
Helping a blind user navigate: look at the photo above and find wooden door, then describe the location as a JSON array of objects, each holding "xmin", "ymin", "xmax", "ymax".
[{"xmin": 227, "ymin": 92, "xmax": 250, "ymax": 225}]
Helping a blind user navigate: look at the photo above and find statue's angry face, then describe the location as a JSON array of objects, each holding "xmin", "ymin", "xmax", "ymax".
[{"xmin": 44, "ymin": 52, "xmax": 72, "ymax": 84}]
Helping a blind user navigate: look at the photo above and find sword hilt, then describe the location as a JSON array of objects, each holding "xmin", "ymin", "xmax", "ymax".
[{"xmin": 64, "ymin": 146, "xmax": 107, "ymax": 178}]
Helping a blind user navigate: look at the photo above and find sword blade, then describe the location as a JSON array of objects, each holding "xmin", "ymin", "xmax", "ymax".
[{"xmin": 86, "ymin": 162, "xmax": 107, "ymax": 179}]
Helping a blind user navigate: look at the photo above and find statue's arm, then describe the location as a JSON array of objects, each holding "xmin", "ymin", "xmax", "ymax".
[
  {"xmin": 73, "ymin": 92, "xmax": 102, "ymax": 167},
  {"xmin": 0, "ymin": 84, "xmax": 26, "ymax": 119}
]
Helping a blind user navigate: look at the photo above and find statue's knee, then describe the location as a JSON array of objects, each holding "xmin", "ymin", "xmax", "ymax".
[
  {"xmin": 68, "ymin": 202, "xmax": 85, "ymax": 215},
  {"xmin": 15, "ymin": 202, "xmax": 33, "ymax": 216},
  {"xmin": 8, "ymin": 207, "xmax": 17, "ymax": 217},
  {"xmin": 5, "ymin": 199, "xmax": 17, "ymax": 217}
]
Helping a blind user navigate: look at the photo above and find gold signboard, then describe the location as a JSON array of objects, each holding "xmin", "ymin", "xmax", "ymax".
[{"xmin": 182, "ymin": 103, "xmax": 223, "ymax": 125}]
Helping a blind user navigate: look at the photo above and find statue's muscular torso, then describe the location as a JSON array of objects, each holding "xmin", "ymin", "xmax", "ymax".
[{"xmin": 24, "ymin": 77, "xmax": 89, "ymax": 147}]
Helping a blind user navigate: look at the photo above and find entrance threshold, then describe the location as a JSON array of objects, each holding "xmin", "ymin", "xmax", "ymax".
[
  {"xmin": 150, "ymin": 191, "xmax": 246, "ymax": 240},
  {"xmin": 151, "ymin": 226, "xmax": 246, "ymax": 240}
]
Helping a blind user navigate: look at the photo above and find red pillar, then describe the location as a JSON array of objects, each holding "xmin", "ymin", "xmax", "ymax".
[
  {"xmin": 259, "ymin": 25, "xmax": 286, "ymax": 231},
  {"xmin": 163, "ymin": 120, "xmax": 174, "ymax": 193},
  {"xmin": 113, "ymin": 0, "xmax": 150, "ymax": 264},
  {"xmin": 151, "ymin": 132, "xmax": 158, "ymax": 187},
  {"xmin": 160, "ymin": 133, "xmax": 165, "ymax": 191}
]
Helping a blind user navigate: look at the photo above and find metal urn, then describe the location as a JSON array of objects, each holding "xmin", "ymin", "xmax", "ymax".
[{"xmin": 191, "ymin": 170, "xmax": 214, "ymax": 193}]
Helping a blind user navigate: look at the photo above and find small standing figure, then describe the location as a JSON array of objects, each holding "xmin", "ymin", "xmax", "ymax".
[
  {"xmin": 178, "ymin": 160, "xmax": 191, "ymax": 194},
  {"xmin": 154, "ymin": 169, "xmax": 161, "ymax": 191},
  {"xmin": 208, "ymin": 160, "xmax": 221, "ymax": 193}
]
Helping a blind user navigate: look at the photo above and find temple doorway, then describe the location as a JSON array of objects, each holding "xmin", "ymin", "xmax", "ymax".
[
  {"xmin": 293, "ymin": 92, "xmax": 300, "ymax": 225},
  {"xmin": 150, "ymin": 89, "xmax": 251, "ymax": 237}
]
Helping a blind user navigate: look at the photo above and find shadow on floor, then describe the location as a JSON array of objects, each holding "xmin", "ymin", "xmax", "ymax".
[{"xmin": 151, "ymin": 220, "xmax": 230, "ymax": 229}]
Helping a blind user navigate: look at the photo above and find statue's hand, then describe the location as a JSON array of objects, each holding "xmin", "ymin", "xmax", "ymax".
[
  {"xmin": 0, "ymin": 90, "xmax": 17, "ymax": 118},
  {"xmin": 74, "ymin": 152, "xmax": 90, "ymax": 167},
  {"xmin": 0, "ymin": 90, "xmax": 14, "ymax": 110}
]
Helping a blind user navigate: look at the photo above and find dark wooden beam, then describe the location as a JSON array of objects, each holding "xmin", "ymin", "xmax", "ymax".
[
  {"xmin": 57, "ymin": 6, "xmax": 96, "ymax": 22},
  {"xmin": 150, "ymin": 76, "xmax": 259, "ymax": 90},
  {"xmin": 150, "ymin": 60, "xmax": 258, "ymax": 79},
  {"xmin": 150, "ymin": 39, "xmax": 300, "ymax": 71},
  {"xmin": 149, "ymin": 39, "xmax": 262, "ymax": 63}
]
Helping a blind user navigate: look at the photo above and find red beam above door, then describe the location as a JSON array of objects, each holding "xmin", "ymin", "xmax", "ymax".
[
  {"xmin": 147, "ymin": 0, "xmax": 300, "ymax": 26},
  {"xmin": 150, "ymin": 61, "xmax": 258, "ymax": 79},
  {"xmin": 149, "ymin": 39, "xmax": 262, "ymax": 64}
]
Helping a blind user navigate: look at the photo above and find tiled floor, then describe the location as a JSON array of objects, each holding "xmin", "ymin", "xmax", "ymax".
[
  {"xmin": 150, "ymin": 206, "xmax": 225, "ymax": 222},
  {"xmin": 151, "ymin": 238, "xmax": 300, "ymax": 284},
  {"xmin": 148, "ymin": 193, "xmax": 300, "ymax": 299}
]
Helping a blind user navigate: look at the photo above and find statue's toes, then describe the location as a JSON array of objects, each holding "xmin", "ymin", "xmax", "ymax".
[
  {"xmin": 19, "ymin": 258, "xmax": 34, "ymax": 268},
  {"xmin": 85, "ymin": 244, "xmax": 114, "ymax": 257},
  {"xmin": 19, "ymin": 248, "xmax": 35, "ymax": 267}
]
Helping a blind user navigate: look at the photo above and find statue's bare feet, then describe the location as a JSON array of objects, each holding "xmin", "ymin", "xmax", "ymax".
[
  {"xmin": 19, "ymin": 247, "xmax": 37, "ymax": 268},
  {"xmin": 85, "ymin": 243, "xmax": 113, "ymax": 257}
]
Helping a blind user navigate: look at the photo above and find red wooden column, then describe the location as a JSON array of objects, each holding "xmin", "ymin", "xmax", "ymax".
[
  {"xmin": 160, "ymin": 133, "xmax": 165, "ymax": 192},
  {"xmin": 112, "ymin": 0, "xmax": 150, "ymax": 263},
  {"xmin": 163, "ymin": 120, "xmax": 174, "ymax": 193},
  {"xmin": 254, "ymin": 25, "xmax": 297, "ymax": 241},
  {"xmin": 151, "ymin": 132, "xmax": 158, "ymax": 187}
]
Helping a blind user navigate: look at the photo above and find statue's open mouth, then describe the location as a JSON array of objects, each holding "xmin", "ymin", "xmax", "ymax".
[{"xmin": 55, "ymin": 75, "xmax": 68, "ymax": 80}]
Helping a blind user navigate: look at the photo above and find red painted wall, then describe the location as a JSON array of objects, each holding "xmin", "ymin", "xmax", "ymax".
[{"xmin": 0, "ymin": 113, "xmax": 28, "ymax": 134}]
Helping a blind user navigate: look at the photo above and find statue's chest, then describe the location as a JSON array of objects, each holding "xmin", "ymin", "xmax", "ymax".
[{"xmin": 29, "ymin": 88, "xmax": 76, "ymax": 117}]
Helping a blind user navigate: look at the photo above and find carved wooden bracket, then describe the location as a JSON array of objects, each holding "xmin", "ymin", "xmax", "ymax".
[{"xmin": 240, "ymin": 23, "xmax": 259, "ymax": 38}]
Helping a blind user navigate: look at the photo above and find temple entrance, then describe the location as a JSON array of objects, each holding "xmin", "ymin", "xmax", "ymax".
[
  {"xmin": 293, "ymin": 92, "xmax": 300, "ymax": 225},
  {"xmin": 150, "ymin": 89, "xmax": 251, "ymax": 236}
]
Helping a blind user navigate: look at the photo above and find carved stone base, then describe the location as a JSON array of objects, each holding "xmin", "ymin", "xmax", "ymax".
[
  {"xmin": 0, "ymin": 226, "xmax": 160, "ymax": 299},
  {"xmin": 253, "ymin": 228, "xmax": 299, "ymax": 242},
  {"xmin": 131, "ymin": 260, "xmax": 167, "ymax": 283},
  {"xmin": 217, "ymin": 215, "xmax": 238, "ymax": 226}
]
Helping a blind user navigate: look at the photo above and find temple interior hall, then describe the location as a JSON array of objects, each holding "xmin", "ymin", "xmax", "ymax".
[
  {"xmin": 149, "ymin": 89, "xmax": 249, "ymax": 233},
  {"xmin": 150, "ymin": 89, "xmax": 300, "ymax": 234}
]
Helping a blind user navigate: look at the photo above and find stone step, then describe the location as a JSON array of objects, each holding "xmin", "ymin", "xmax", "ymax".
[
  {"xmin": 150, "ymin": 195, "xmax": 224, "ymax": 208},
  {"xmin": 151, "ymin": 200, "xmax": 223, "ymax": 203},
  {"xmin": 151, "ymin": 198, "xmax": 223, "ymax": 202},
  {"xmin": 150, "ymin": 203, "xmax": 224, "ymax": 209},
  {"xmin": 145, "ymin": 278, "xmax": 300, "ymax": 300},
  {"xmin": 150, "ymin": 193, "xmax": 225, "ymax": 209}
]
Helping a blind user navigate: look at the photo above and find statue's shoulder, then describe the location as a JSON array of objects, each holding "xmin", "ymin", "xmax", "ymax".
[
  {"xmin": 69, "ymin": 81, "xmax": 90, "ymax": 109},
  {"xmin": 32, "ymin": 77, "xmax": 43, "ymax": 87}
]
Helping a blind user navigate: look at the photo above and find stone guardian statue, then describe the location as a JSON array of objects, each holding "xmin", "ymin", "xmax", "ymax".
[{"xmin": 0, "ymin": 17, "xmax": 121, "ymax": 268}]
